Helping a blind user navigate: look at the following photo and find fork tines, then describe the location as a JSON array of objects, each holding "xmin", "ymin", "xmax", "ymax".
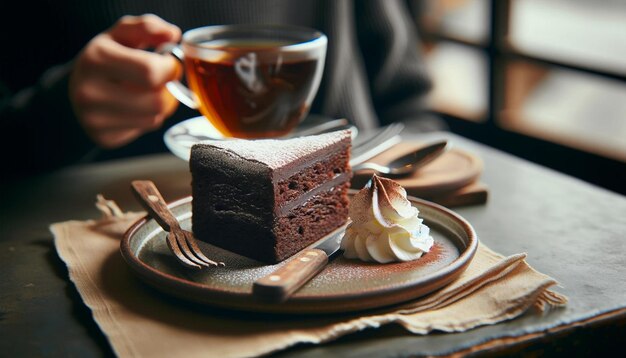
[{"xmin": 167, "ymin": 230, "xmax": 225, "ymax": 270}]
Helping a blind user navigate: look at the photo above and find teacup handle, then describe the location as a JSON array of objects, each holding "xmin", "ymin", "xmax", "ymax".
[{"xmin": 157, "ymin": 43, "xmax": 199, "ymax": 109}]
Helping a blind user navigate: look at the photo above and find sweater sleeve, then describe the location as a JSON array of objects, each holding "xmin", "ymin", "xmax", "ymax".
[
  {"xmin": 0, "ymin": 62, "xmax": 98, "ymax": 182},
  {"xmin": 355, "ymin": 0, "xmax": 443, "ymax": 130}
]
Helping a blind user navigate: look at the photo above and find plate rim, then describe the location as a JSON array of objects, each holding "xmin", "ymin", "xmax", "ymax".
[{"xmin": 120, "ymin": 192, "xmax": 478, "ymax": 314}]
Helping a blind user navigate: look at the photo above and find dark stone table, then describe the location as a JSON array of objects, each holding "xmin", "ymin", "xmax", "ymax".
[{"xmin": 2, "ymin": 131, "xmax": 625, "ymax": 357}]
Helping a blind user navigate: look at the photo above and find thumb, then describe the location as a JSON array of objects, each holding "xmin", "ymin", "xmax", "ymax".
[{"xmin": 108, "ymin": 14, "xmax": 181, "ymax": 49}]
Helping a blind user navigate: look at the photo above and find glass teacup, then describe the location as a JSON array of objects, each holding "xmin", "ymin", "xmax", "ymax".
[{"xmin": 159, "ymin": 24, "xmax": 328, "ymax": 139}]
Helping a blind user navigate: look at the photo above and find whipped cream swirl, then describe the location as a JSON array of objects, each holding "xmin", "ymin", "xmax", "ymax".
[{"xmin": 340, "ymin": 175, "xmax": 433, "ymax": 263}]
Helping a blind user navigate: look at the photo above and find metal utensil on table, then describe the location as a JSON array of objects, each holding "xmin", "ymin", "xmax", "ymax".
[
  {"xmin": 288, "ymin": 118, "xmax": 350, "ymax": 138},
  {"xmin": 131, "ymin": 180, "xmax": 224, "ymax": 270},
  {"xmin": 349, "ymin": 122, "xmax": 405, "ymax": 166},
  {"xmin": 352, "ymin": 140, "xmax": 449, "ymax": 178},
  {"xmin": 252, "ymin": 229, "xmax": 344, "ymax": 303}
]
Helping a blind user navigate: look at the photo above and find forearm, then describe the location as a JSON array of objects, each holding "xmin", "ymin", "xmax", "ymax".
[{"xmin": 1, "ymin": 63, "xmax": 98, "ymax": 182}]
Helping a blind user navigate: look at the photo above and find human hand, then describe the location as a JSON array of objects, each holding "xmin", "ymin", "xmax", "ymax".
[{"xmin": 69, "ymin": 14, "xmax": 182, "ymax": 149}]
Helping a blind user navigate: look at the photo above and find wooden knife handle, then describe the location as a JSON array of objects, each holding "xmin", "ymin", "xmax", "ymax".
[{"xmin": 253, "ymin": 248, "xmax": 328, "ymax": 303}]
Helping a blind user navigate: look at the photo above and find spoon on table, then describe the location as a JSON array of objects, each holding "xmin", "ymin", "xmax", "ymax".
[{"xmin": 352, "ymin": 140, "xmax": 449, "ymax": 178}]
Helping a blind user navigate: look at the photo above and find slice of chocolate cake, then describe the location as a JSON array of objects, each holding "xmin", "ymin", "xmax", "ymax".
[{"xmin": 189, "ymin": 129, "xmax": 352, "ymax": 264}]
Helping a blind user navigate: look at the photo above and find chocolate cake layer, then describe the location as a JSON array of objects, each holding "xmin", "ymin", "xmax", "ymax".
[
  {"xmin": 275, "ymin": 147, "xmax": 350, "ymax": 209},
  {"xmin": 190, "ymin": 130, "xmax": 352, "ymax": 263},
  {"xmin": 273, "ymin": 183, "xmax": 350, "ymax": 260}
]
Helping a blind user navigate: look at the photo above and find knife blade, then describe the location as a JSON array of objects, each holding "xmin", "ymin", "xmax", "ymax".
[{"xmin": 252, "ymin": 227, "xmax": 345, "ymax": 303}]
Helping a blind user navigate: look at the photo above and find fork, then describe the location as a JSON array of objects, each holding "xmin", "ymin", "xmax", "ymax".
[
  {"xmin": 131, "ymin": 180, "xmax": 224, "ymax": 270},
  {"xmin": 350, "ymin": 122, "xmax": 405, "ymax": 166},
  {"xmin": 285, "ymin": 118, "xmax": 350, "ymax": 138}
]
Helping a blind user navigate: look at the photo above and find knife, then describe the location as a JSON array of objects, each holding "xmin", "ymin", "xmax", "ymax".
[{"xmin": 252, "ymin": 228, "xmax": 345, "ymax": 303}]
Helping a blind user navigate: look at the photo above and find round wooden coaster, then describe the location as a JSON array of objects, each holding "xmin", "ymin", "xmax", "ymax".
[{"xmin": 351, "ymin": 141, "xmax": 483, "ymax": 196}]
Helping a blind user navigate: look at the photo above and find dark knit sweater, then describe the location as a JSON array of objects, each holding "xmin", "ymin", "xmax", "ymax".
[{"xmin": 0, "ymin": 0, "xmax": 437, "ymax": 182}]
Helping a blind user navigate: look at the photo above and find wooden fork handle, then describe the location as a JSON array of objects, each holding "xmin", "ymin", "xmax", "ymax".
[{"xmin": 131, "ymin": 180, "xmax": 180, "ymax": 232}]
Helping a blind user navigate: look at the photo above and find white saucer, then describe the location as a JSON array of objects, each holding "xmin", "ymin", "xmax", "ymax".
[{"xmin": 164, "ymin": 115, "xmax": 358, "ymax": 161}]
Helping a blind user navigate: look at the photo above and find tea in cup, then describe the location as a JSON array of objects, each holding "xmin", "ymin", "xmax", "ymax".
[{"xmin": 159, "ymin": 24, "xmax": 327, "ymax": 139}]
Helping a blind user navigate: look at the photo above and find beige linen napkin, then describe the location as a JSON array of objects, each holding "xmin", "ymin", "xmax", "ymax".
[{"xmin": 51, "ymin": 196, "xmax": 567, "ymax": 358}]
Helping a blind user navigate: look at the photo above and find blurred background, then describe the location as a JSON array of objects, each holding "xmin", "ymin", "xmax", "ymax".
[{"xmin": 407, "ymin": 0, "xmax": 626, "ymax": 196}]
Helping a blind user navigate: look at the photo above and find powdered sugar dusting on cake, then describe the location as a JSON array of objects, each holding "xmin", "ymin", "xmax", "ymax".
[{"xmin": 199, "ymin": 129, "xmax": 351, "ymax": 169}]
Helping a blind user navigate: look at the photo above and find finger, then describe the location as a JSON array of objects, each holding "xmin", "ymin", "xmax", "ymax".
[
  {"xmin": 82, "ymin": 34, "xmax": 180, "ymax": 89},
  {"xmin": 108, "ymin": 14, "xmax": 181, "ymax": 49},
  {"xmin": 73, "ymin": 77, "xmax": 178, "ymax": 117},
  {"xmin": 93, "ymin": 128, "xmax": 147, "ymax": 149},
  {"xmin": 81, "ymin": 110, "xmax": 168, "ymax": 133}
]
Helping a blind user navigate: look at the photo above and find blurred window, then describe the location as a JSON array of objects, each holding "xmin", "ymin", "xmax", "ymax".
[
  {"xmin": 424, "ymin": 42, "xmax": 488, "ymax": 122},
  {"xmin": 418, "ymin": 0, "xmax": 491, "ymax": 44},
  {"xmin": 413, "ymin": 0, "xmax": 626, "ymax": 163},
  {"xmin": 509, "ymin": 0, "xmax": 626, "ymax": 75}
]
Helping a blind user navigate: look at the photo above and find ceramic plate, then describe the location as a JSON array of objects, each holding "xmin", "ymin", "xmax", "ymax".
[
  {"xmin": 121, "ymin": 192, "xmax": 478, "ymax": 314},
  {"xmin": 164, "ymin": 114, "xmax": 358, "ymax": 161}
]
